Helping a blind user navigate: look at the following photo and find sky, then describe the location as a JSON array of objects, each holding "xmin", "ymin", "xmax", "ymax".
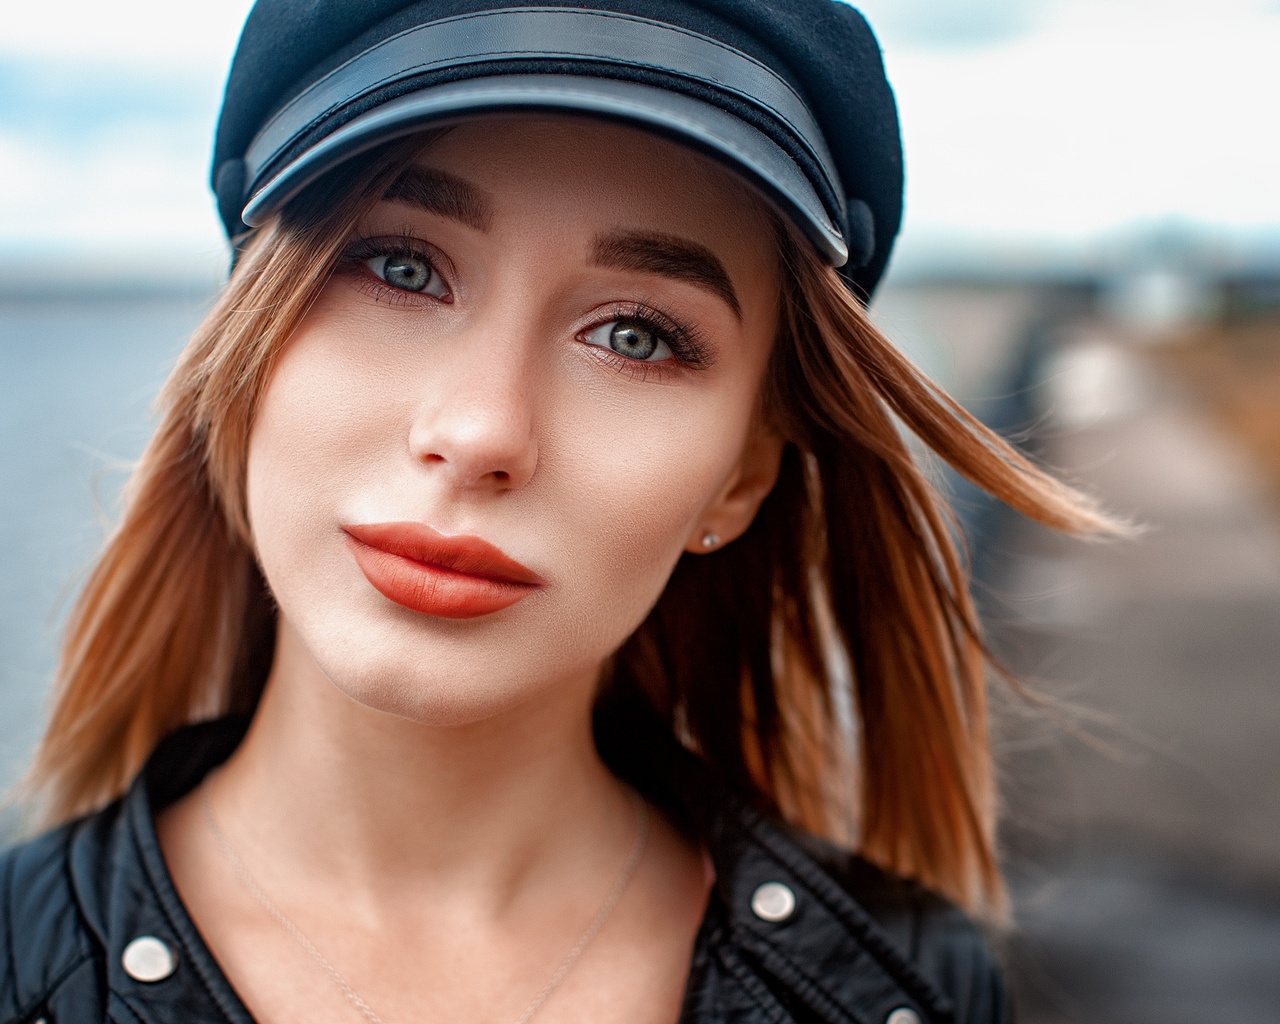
[{"xmin": 2, "ymin": 0, "xmax": 1279, "ymax": 282}]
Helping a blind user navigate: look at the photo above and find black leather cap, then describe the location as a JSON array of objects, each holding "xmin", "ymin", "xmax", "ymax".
[{"xmin": 212, "ymin": 0, "xmax": 903, "ymax": 297}]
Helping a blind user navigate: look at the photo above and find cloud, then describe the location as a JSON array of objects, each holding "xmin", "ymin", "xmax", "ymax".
[
  {"xmin": 0, "ymin": 0, "xmax": 254, "ymax": 68},
  {"xmin": 2, "ymin": 0, "xmax": 1279, "ymax": 275},
  {"xmin": 883, "ymin": 8, "xmax": 1280, "ymax": 243}
]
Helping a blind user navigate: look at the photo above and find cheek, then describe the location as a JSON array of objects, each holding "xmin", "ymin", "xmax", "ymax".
[
  {"xmin": 244, "ymin": 323, "xmax": 404, "ymax": 600},
  {"xmin": 545, "ymin": 389, "xmax": 744, "ymax": 632}
]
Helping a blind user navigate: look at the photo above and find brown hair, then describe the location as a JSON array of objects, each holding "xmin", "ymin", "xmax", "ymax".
[{"xmin": 22, "ymin": 142, "xmax": 1112, "ymax": 917}]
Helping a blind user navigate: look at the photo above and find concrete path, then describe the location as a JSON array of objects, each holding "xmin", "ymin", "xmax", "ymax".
[{"xmin": 986, "ymin": 324, "xmax": 1280, "ymax": 1021}]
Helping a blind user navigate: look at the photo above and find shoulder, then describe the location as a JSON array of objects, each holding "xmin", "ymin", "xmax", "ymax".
[
  {"xmin": 791, "ymin": 831, "xmax": 1013, "ymax": 1024},
  {"xmin": 0, "ymin": 816, "xmax": 110, "ymax": 1024}
]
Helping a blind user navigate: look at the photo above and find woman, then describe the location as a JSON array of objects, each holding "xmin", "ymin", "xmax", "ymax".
[{"xmin": 1, "ymin": 3, "xmax": 1110, "ymax": 1023}]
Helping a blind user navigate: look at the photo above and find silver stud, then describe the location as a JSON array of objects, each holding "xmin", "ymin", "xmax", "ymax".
[
  {"xmin": 886, "ymin": 1008, "xmax": 922, "ymax": 1024},
  {"xmin": 700, "ymin": 531, "xmax": 720, "ymax": 549},
  {"xmin": 122, "ymin": 935, "xmax": 177, "ymax": 982},
  {"xmin": 750, "ymin": 881, "xmax": 796, "ymax": 922}
]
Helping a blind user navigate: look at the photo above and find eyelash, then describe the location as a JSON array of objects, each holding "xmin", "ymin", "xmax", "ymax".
[
  {"xmin": 583, "ymin": 302, "xmax": 713, "ymax": 382},
  {"xmin": 336, "ymin": 234, "xmax": 714, "ymax": 380},
  {"xmin": 338, "ymin": 233, "xmax": 451, "ymax": 307}
]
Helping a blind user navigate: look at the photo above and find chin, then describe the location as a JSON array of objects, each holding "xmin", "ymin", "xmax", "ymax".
[
  {"xmin": 291, "ymin": 603, "xmax": 600, "ymax": 727},
  {"xmin": 334, "ymin": 669, "xmax": 536, "ymax": 728}
]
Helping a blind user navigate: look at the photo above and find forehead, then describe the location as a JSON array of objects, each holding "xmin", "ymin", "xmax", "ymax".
[{"xmin": 401, "ymin": 114, "xmax": 777, "ymax": 278}]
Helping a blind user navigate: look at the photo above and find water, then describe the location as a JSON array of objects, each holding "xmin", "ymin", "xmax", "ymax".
[{"xmin": 0, "ymin": 292, "xmax": 211, "ymax": 792}]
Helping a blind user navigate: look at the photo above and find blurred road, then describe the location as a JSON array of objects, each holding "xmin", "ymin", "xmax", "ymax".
[{"xmin": 987, "ymin": 325, "xmax": 1280, "ymax": 1021}]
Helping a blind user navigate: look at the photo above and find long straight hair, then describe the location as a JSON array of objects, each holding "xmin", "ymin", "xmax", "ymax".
[{"xmin": 21, "ymin": 143, "xmax": 1112, "ymax": 916}]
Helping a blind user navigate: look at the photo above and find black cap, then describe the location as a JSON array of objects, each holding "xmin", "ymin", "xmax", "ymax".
[{"xmin": 212, "ymin": 1, "xmax": 903, "ymax": 297}]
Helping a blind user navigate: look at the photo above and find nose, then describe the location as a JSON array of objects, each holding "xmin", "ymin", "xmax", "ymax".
[{"xmin": 406, "ymin": 325, "xmax": 540, "ymax": 494}]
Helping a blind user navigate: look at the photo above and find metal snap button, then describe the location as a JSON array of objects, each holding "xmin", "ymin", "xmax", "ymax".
[
  {"xmin": 750, "ymin": 881, "xmax": 796, "ymax": 922},
  {"xmin": 886, "ymin": 1008, "xmax": 922, "ymax": 1024},
  {"xmin": 122, "ymin": 935, "xmax": 177, "ymax": 982}
]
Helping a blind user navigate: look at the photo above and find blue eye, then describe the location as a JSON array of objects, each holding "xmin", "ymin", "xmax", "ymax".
[
  {"xmin": 583, "ymin": 319, "xmax": 674, "ymax": 362},
  {"xmin": 367, "ymin": 254, "xmax": 448, "ymax": 298}
]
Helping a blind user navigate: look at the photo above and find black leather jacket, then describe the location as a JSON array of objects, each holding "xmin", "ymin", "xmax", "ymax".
[{"xmin": 1, "ymin": 716, "xmax": 1011, "ymax": 1024}]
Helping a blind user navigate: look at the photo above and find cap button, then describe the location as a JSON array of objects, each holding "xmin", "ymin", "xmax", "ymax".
[
  {"xmin": 122, "ymin": 935, "xmax": 177, "ymax": 982},
  {"xmin": 886, "ymin": 1008, "xmax": 922, "ymax": 1024},
  {"xmin": 750, "ymin": 881, "xmax": 796, "ymax": 922}
]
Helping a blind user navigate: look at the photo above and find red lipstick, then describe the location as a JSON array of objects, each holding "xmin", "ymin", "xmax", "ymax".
[{"xmin": 343, "ymin": 521, "xmax": 543, "ymax": 619}]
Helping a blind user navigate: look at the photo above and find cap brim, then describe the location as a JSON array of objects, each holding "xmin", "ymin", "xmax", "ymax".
[{"xmin": 240, "ymin": 74, "xmax": 849, "ymax": 267}]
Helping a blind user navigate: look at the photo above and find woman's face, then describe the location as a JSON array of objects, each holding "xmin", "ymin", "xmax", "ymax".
[{"xmin": 245, "ymin": 115, "xmax": 782, "ymax": 725}]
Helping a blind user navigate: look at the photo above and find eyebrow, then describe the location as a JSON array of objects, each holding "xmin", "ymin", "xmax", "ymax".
[
  {"xmin": 382, "ymin": 166, "xmax": 494, "ymax": 231},
  {"xmin": 590, "ymin": 230, "xmax": 742, "ymax": 319}
]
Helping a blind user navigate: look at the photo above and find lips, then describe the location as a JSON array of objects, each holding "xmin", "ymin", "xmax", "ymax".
[{"xmin": 343, "ymin": 521, "xmax": 544, "ymax": 619}]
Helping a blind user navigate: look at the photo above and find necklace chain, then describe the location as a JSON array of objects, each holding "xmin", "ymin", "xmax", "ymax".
[{"xmin": 201, "ymin": 779, "xmax": 649, "ymax": 1024}]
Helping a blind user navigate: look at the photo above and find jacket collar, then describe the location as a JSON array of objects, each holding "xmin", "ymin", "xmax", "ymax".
[
  {"xmin": 70, "ymin": 718, "xmax": 258, "ymax": 1024},
  {"xmin": 602, "ymin": 709, "xmax": 955, "ymax": 1024},
  {"xmin": 67, "ymin": 716, "xmax": 951, "ymax": 1024}
]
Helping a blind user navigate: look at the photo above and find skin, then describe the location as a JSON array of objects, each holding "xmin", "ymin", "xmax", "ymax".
[{"xmin": 160, "ymin": 115, "xmax": 784, "ymax": 1024}]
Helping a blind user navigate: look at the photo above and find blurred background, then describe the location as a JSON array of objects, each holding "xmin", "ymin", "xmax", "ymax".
[{"xmin": 2, "ymin": 1, "xmax": 1278, "ymax": 1018}]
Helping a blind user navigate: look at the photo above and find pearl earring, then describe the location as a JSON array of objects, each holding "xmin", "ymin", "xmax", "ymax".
[{"xmin": 701, "ymin": 532, "xmax": 721, "ymax": 549}]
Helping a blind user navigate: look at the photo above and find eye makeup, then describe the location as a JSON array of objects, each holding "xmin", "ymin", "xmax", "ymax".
[
  {"xmin": 576, "ymin": 300, "xmax": 714, "ymax": 383},
  {"xmin": 336, "ymin": 233, "xmax": 455, "ymax": 308},
  {"xmin": 334, "ymin": 232, "xmax": 720, "ymax": 382}
]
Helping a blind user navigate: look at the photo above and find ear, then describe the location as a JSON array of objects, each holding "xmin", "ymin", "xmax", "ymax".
[{"xmin": 684, "ymin": 421, "xmax": 786, "ymax": 554}]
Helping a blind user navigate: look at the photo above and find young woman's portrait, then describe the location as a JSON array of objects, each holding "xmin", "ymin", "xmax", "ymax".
[{"xmin": 2, "ymin": 2, "xmax": 1118, "ymax": 1022}]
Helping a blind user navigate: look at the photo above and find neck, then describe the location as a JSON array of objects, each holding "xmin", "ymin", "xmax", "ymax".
[{"xmin": 210, "ymin": 619, "xmax": 634, "ymax": 908}]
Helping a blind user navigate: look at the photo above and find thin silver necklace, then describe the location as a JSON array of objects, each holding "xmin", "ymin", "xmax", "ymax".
[{"xmin": 201, "ymin": 779, "xmax": 649, "ymax": 1024}]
